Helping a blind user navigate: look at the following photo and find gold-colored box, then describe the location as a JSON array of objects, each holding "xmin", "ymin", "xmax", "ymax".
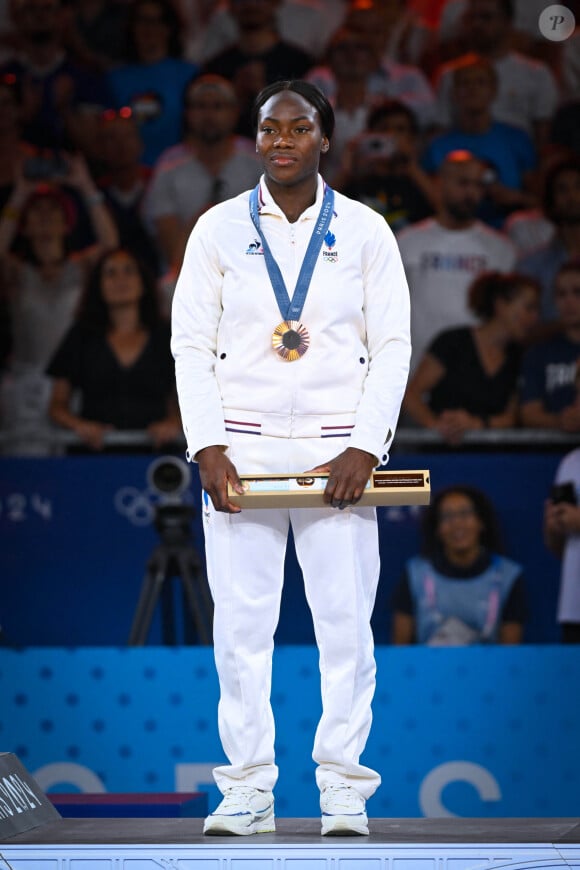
[{"xmin": 228, "ymin": 470, "xmax": 430, "ymax": 509}]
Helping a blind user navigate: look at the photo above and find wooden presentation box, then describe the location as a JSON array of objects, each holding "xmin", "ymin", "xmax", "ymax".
[{"xmin": 228, "ymin": 470, "xmax": 430, "ymax": 509}]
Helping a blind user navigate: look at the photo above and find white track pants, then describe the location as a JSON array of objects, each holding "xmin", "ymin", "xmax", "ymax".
[{"xmin": 202, "ymin": 433, "xmax": 382, "ymax": 799}]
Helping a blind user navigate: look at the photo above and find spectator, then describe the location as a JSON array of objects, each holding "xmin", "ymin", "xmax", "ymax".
[
  {"xmin": 519, "ymin": 259, "xmax": 580, "ymax": 434},
  {"xmin": 437, "ymin": 0, "xmax": 558, "ymax": 62},
  {"xmin": 308, "ymin": 12, "xmax": 436, "ymax": 130},
  {"xmin": 544, "ymin": 446, "xmax": 580, "ymax": 644},
  {"xmin": 516, "ymin": 157, "xmax": 580, "ymax": 322},
  {"xmin": 96, "ymin": 107, "xmax": 160, "ymax": 281},
  {"xmin": 107, "ymin": 0, "xmax": 199, "ymax": 166},
  {"xmin": 502, "ymin": 145, "xmax": 577, "ymax": 258},
  {"xmin": 203, "ymin": 0, "xmax": 314, "ymax": 139},
  {"xmin": 0, "ymin": 154, "xmax": 118, "ymax": 453},
  {"xmin": 144, "ymin": 74, "xmax": 261, "ymax": 282},
  {"xmin": 433, "ymin": 0, "xmax": 560, "ymax": 151},
  {"xmin": 47, "ymin": 247, "xmax": 181, "ymax": 453},
  {"xmin": 422, "ymin": 53, "xmax": 537, "ymax": 228},
  {"xmin": 307, "ymin": 27, "xmax": 388, "ymax": 185},
  {"xmin": 392, "ymin": 484, "xmax": 527, "ymax": 645},
  {"xmin": 188, "ymin": 0, "xmax": 344, "ymax": 64},
  {"xmin": 396, "ymin": 149, "xmax": 517, "ymax": 371},
  {"xmin": 338, "ymin": 99, "xmax": 436, "ymax": 231},
  {"xmin": 345, "ymin": 0, "xmax": 435, "ymax": 69},
  {"xmin": 0, "ymin": 0, "xmax": 112, "ymax": 155},
  {"xmin": 65, "ymin": 0, "xmax": 130, "ymax": 73},
  {"xmin": 403, "ymin": 271, "xmax": 540, "ymax": 443}
]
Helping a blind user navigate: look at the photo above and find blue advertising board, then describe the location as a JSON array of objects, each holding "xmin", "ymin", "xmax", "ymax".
[
  {"xmin": 0, "ymin": 452, "xmax": 565, "ymax": 645},
  {"xmin": 0, "ymin": 646, "xmax": 579, "ymax": 819}
]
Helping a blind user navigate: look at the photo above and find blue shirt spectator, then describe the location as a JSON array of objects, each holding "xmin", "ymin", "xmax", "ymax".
[{"xmin": 107, "ymin": 0, "xmax": 199, "ymax": 166}]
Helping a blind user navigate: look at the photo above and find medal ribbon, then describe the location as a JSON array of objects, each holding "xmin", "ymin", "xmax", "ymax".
[{"xmin": 249, "ymin": 182, "xmax": 334, "ymax": 322}]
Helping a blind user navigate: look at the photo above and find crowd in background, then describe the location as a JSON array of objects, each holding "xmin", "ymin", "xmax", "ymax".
[
  {"xmin": 0, "ymin": 0, "xmax": 578, "ymax": 455},
  {"xmin": 0, "ymin": 0, "xmax": 579, "ymax": 642}
]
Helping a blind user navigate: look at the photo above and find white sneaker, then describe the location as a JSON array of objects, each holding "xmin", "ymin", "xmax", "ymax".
[
  {"xmin": 320, "ymin": 784, "xmax": 369, "ymax": 836},
  {"xmin": 203, "ymin": 786, "xmax": 275, "ymax": 835}
]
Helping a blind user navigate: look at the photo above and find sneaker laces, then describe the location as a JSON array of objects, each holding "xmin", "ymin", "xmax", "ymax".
[
  {"xmin": 323, "ymin": 784, "xmax": 364, "ymax": 811},
  {"xmin": 220, "ymin": 786, "xmax": 262, "ymax": 810}
]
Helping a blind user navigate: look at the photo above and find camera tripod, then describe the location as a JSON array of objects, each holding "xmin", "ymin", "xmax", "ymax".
[{"xmin": 128, "ymin": 504, "xmax": 213, "ymax": 646}]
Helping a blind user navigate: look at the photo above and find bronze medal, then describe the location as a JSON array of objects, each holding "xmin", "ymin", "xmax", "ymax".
[{"xmin": 272, "ymin": 320, "xmax": 310, "ymax": 361}]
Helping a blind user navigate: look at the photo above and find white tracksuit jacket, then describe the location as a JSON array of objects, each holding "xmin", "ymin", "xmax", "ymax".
[{"xmin": 171, "ymin": 175, "xmax": 411, "ymax": 799}]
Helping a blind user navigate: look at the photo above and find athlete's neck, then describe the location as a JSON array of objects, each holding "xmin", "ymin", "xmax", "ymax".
[{"xmin": 264, "ymin": 176, "xmax": 318, "ymax": 224}]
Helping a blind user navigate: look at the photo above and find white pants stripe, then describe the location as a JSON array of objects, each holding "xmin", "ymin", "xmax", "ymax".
[{"xmin": 202, "ymin": 434, "xmax": 382, "ymax": 799}]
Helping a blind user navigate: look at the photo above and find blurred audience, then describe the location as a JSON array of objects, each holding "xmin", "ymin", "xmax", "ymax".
[
  {"xmin": 107, "ymin": 0, "xmax": 199, "ymax": 166},
  {"xmin": 433, "ymin": 0, "xmax": 560, "ymax": 151},
  {"xmin": 96, "ymin": 107, "xmax": 160, "ymax": 281},
  {"xmin": 519, "ymin": 260, "xmax": 580, "ymax": 434},
  {"xmin": 422, "ymin": 53, "xmax": 537, "ymax": 228},
  {"xmin": 47, "ymin": 247, "xmax": 181, "ymax": 453},
  {"xmin": 0, "ymin": 0, "xmax": 575, "ymax": 454},
  {"xmin": 345, "ymin": 0, "xmax": 435, "ymax": 68},
  {"xmin": 516, "ymin": 157, "xmax": 580, "ymax": 322},
  {"xmin": 203, "ymin": 0, "xmax": 314, "ymax": 138},
  {"xmin": 144, "ymin": 74, "xmax": 260, "ymax": 286},
  {"xmin": 437, "ymin": 0, "xmax": 559, "ymax": 61},
  {"xmin": 308, "ymin": 15, "xmax": 436, "ymax": 128},
  {"xmin": 339, "ymin": 99, "xmax": 436, "ymax": 232},
  {"xmin": 0, "ymin": 0, "xmax": 112, "ymax": 155},
  {"xmin": 544, "ymin": 446, "xmax": 580, "ymax": 643},
  {"xmin": 307, "ymin": 25, "xmax": 436, "ymax": 184},
  {"xmin": 403, "ymin": 271, "xmax": 540, "ymax": 443},
  {"xmin": 66, "ymin": 0, "xmax": 130, "ymax": 73},
  {"xmin": 397, "ymin": 150, "xmax": 517, "ymax": 372},
  {"xmin": 0, "ymin": 153, "xmax": 118, "ymax": 453},
  {"xmin": 502, "ymin": 145, "xmax": 578, "ymax": 258},
  {"xmin": 392, "ymin": 484, "xmax": 527, "ymax": 644},
  {"xmin": 190, "ymin": 0, "xmax": 344, "ymax": 64}
]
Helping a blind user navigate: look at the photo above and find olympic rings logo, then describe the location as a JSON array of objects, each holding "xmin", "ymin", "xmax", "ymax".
[{"xmin": 114, "ymin": 486, "xmax": 157, "ymax": 526}]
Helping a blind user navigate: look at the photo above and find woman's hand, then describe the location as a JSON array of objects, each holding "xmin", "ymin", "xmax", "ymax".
[
  {"xmin": 74, "ymin": 419, "xmax": 113, "ymax": 451},
  {"xmin": 435, "ymin": 409, "xmax": 485, "ymax": 445},
  {"xmin": 65, "ymin": 152, "xmax": 96, "ymax": 192},
  {"xmin": 307, "ymin": 447, "xmax": 376, "ymax": 509},
  {"xmin": 147, "ymin": 419, "xmax": 182, "ymax": 448},
  {"xmin": 196, "ymin": 445, "xmax": 244, "ymax": 513}
]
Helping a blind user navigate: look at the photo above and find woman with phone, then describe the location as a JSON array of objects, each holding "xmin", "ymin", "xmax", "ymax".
[{"xmin": 0, "ymin": 153, "xmax": 118, "ymax": 454}]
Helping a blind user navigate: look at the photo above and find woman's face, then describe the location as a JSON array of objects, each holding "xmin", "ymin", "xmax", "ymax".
[
  {"xmin": 100, "ymin": 251, "xmax": 143, "ymax": 307},
  {"xmin": 256, "ymin": 90, "xmax": 328, "ymax": 190},
  {"xmin": 436, "ymin": 492, "xmax": 483, "ymax": 561},
  {"xmin": 22, "ymin": 196, "xmax": 68, "ymax": 240},
  {"xmin": 495, "ymin": 283, "xmax": 540, "ymax": 342}
]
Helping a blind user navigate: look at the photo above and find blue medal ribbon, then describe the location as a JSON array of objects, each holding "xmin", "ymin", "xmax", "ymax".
[{"xmin": 249, "ymin": 182, "xmax": 334, "ymax": 323}]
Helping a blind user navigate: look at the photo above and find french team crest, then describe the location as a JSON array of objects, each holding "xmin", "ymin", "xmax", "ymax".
[{"xmin": 322, "ymin": 230, "xmax": 338, "ymax": 262}]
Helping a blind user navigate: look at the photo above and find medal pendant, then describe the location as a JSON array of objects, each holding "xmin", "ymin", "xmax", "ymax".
[{"xmin": 272, "ymin": 320, "xmax": 310, "ymax": 361}]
